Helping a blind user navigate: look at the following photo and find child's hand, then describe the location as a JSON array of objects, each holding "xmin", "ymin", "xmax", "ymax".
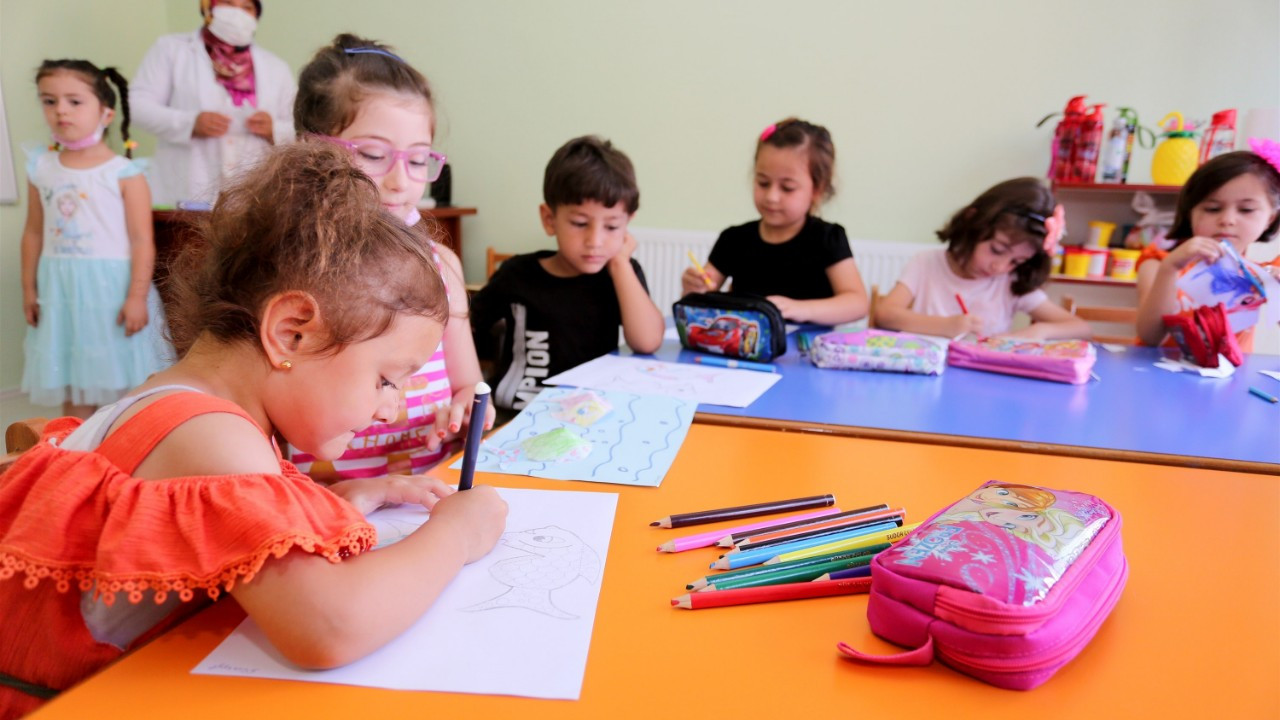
[
  {"xmin": 767, "ymin": 295, "xmax": 801, "ymax": 321},
  {"xmin": 428, "ymin": 484, "xmax": 508, "ymax": 563},
  {"xmin": 23, "ymin": 293, "xmax": 38, "ymax": 327},
  {"xmin": 607, "ymin": 232, "xmax": 638, "ymax": 272},
  {"xmin": 245, "ymin": 111, "xmax": 274, "ymax": 142},
  {"xmin": 117, "ymin": 296, "xmax": 149, "ymax": 336},
  {"xmin": 1164, "ymin": 236, "xmax": 1223, "ymax": 271},
  {"xmin": 947, "ymin": 313, "xmax": 985, "ymax": 338},
  {"xmin": 192, "ymin": 111, "xmax": 231, "ymax": 138},
  {"xmin": 681, "ymin": 266, "xmax": 711, "ymax": 295},
  {"xmin": 429, "ymin": 385, "xmax": 496, "ymax": 452},
  {"xmin": 328, "ymin": 475, "xmax": 457, "ymax": 516}
]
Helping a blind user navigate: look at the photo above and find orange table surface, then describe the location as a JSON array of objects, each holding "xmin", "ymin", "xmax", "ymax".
[{"xmin": 32, "ymin": 425, "xmax": 1280, "ymax": 719}]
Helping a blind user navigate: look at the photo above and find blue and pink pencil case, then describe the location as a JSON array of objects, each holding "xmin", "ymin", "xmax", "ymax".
[{"xmin": 809, "ymin": 329, "xmax": 947, "ymax": 375}]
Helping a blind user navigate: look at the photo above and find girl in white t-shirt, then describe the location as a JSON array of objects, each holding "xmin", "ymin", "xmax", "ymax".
[{"xmin": 875, "ymin": 178, "xmax": 1091, "ymax": 339}]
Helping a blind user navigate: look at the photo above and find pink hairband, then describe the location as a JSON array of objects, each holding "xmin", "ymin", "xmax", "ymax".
[
  {"xmin": 1250, "ymin": 137, "xmax": 1280, "ymax": 174},
  {"xmin": 759, "ymin": 123, "xmax": 777, "ymax": 141},
  {"xmin": 1025, "ymin": 204, "xmax": 1066, "ymax": 255}
]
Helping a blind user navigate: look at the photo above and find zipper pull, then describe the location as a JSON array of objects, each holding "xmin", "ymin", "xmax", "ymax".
[{"xmin": 837, "ymin": 635, "xmax": 934, "ymax": 667}]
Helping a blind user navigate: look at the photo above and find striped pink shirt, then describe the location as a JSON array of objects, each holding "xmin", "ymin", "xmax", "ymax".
[{"xmin": 291, "ymin": 243, "xmax": 456, "ymax": 481}]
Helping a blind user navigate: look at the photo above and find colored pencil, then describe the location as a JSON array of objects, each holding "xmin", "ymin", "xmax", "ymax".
[
  {"xmin": 716, "ymin": 504, "xmax": 890, "ymax": 546},
  {"xmin": 693, "ymin": 355, "xmax": 777, "ymax": 373},
  {"xmin": 687, "ymin": 542, "xmax": 890, "ymax": 590},
  {"xmin": 729, "ymin": 508, "xmax": 904, "ymax": 551},
  {"xmin": 1248, "ymin": 386, "xmax": 1279, "ymax": 404},
  {"xmin": 651, "ymin": 494, "xmax": 836, "ymax": 529},
  {"xmin": 764, "ymin": 521, "xmax": 921, "ymax": 565},
  {"xmin": 456, "ymin": 381, "xmax": 490, "ymax": 491},
  {"xmin": 656, "ymin": 507, "xmax": 843, "ymax": 553},
  {"xmin": 955, "ymin": 293, "xmax": 970, "ymax": 315},
  {"xmin": 687, "ymin": 250, "xmax": 716, "ymax": 289},
  {"xmin": 672, "ymin": 577, "xmax": 873, "ymax": 610},
  {"xmin": 711, "ymin": 520, "xmax": 900, "ymax": 570},
  {"xmin": 705, "ymin": 555, "xmax": 875, "ymax": 591},
  {"xmin": 815, "ymin": 565, "xmax": 873, "ymax": 581},
  {"xmin": 726, "ymin": 515, "xmax": 902, "ymax": 557}
]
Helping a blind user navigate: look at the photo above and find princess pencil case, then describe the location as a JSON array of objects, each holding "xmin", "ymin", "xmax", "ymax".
[
  {"xmin": 946, "ymin": 337, "xmax": 1096, "ymax": 384},
  {"xmin": 838, "ymin": 481, "xmax": 1127, "ymax": 690},
  {"xmin": 810, "ymin": 329, "xmax": 947, "ymax": 375},
  {"xmin": 672, "ymin": 292, "xmax": 786, "ymax": 362}
]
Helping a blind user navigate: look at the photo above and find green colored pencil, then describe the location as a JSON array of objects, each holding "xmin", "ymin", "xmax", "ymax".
[
  {"xmin": 704, "ymin": 555, "xmax": 874, "ymax": 591},
  {"xmin": 687, "ymin": 542, "xmax": 890, "ymax": 590}
]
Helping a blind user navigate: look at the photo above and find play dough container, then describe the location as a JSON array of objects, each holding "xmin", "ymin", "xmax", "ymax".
[
  {"xmin": 1087, "ymin": 221, "xmax": 1117, "ymax": 248},
  {"xmin": 1084, "ymin": 248, "xmax": 1109, "ymax": 276},
  {"xmin": 1109, "ymin": 248, "xmax": 1140, "ymax": 279},
  {"xmin": 1062, "ymin": 247, "xmax": 1090, "ymax": 277}
]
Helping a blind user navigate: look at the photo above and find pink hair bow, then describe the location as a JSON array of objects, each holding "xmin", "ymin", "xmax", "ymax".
[
  {"xmin": 759, "ymin": 123, "xmax": 778, "ymax": 141},
  {"xmin": 1042, "ymin": 204, "xmax": 1065, "ymax": 255},
  {"xmin": 1250, "ymin": 137, "xmax": 1280, "ymax": 174}
]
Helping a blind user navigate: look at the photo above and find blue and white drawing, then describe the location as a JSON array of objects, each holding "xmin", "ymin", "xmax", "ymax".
[{"xmin": 453, "ymin": 387, "xmax": 694, "ymax": 487}]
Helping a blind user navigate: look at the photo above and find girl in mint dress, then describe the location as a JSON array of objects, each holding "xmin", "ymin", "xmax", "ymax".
[{"xmin": 21, "ymin": 60, "xmax": 170, "ymax": 416}]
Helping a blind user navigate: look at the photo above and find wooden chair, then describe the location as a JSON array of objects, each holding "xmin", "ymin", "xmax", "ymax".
[
  {"xmin": 867, "ymin": 285, "xmax": 883, "ymax": 329},
  {"xmin": 466, "ymin": 247, "xmax": 515, "ymax": 293},
  {"xmin": 1, "ymin": 418, "xmax": 47, "ymax": 473},
  {"xmin": 1061, "ymin": 295, "xmax": 1138, "ymax": 345}
]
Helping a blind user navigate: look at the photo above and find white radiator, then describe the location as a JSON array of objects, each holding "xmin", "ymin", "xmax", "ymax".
[{"xmin": 630, "ymin": 226, "xmax": 921, "ymax": 311}]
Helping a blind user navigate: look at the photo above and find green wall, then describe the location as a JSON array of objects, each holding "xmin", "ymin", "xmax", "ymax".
[{"xmin": 2, "ymin": 0, "xmax": 1278, "ymax": 395}]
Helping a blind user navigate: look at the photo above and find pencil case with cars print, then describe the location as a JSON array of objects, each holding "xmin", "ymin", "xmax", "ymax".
[
  {"xmin": 946, "ymin": 337, "xmax": 1096, "ymax": 384},
  {"xmin": 838, "ymin": 481, "xmax": 1127, "ymax": 690},
  {"xmin": 672, "ymin": 292, "xmax": 786, "ymax": 362},
  {"xmin": 810, "ymin": 329, "xmax": 947, "ymax": 375}
]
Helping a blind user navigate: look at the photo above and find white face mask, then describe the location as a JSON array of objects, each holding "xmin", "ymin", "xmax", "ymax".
[{"xmin": 208, "ymin": 5, "xmax": 257, "ymax": 47}]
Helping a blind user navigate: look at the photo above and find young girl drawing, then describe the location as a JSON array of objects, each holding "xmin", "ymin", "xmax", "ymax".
[
  {"xmin": 0, "ymin": 143, "xmax": 507, "ymax": 717},
  {"xmin": 290, "ymin": 34, "xmax": 493, "ymax": 481},
  {"xmin": 875, "ymin": 177, "xmax": 1090, "ymax": 340},
  {"xmin": 20, "ymin": 60, "xmax": 170, "ymax": 419},
  {"xmin": 1135, "ymin": 145, "xmax": 1280, "ymax": 350},
  {"xmin": 680, "ymin": 118, "xmax": 869, "ymax": 325}
]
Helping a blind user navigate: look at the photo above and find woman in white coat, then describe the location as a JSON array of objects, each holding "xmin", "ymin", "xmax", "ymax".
[{"xmin": 130, "ymin": 0, "xmax": 295, "ymax": 206}]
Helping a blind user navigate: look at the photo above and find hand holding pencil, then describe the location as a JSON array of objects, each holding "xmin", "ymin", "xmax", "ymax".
[{"xmin": 682, "ymin": 251, "xmax": 718, "ymax": 294}]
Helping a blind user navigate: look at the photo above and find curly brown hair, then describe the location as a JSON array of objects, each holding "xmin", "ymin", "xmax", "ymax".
[
  {"xmin": 936, "ymin": 177, "xmax": 1055, "ymax": 296},
  {"xmin": 166, "ymin": 142, "xmax": 449, "ymax": 357}
]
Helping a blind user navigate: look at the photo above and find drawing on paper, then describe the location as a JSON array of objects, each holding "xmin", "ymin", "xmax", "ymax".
[
  {"xmin": 463, "ymin": 525, "xmax": 601, "ymax": 619},
  {"xmin": 452, "ymin": 386, "xmax": 694, "ymax": 487}
]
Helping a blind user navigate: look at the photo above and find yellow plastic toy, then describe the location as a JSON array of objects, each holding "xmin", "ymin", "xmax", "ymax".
[{"xmin": 1151, "ymin": 111, "xmax": 1198, "ymax": 186}]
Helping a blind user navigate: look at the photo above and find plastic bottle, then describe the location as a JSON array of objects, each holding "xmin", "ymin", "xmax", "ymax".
[
  {"xmin": 1037, "ymin": 96, "xmax": 1088, "ymax": 183},
  {"xmin": 1199, "ymin": 109, "xmax": 1236, "ymax": 165},
  {"xmin": 1151, "ymin": 112, "xmax": 1199, "ymax": 186},
  {"xmin": 1071, "ymin": 103, "xmax": 1106, "ymax": 183},
  {"xmin": 1100, "ymin": 107, "xmax": 1139, "ymax": 183}
]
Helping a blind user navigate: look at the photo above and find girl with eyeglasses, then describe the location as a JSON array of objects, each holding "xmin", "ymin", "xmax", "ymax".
[{"xmin": 290, "ymin": 34, "xmax": 495, "ymax": 499}]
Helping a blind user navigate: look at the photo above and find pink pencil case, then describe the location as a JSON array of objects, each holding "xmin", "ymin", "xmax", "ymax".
[
  {"xmin": 838, "ymin": 481, "xmax": 1127, "ymax": 690},
  {"xmin": 810, "ymin": 329, "xmax": 947, "ymax": 375},
  {"xmin": 946, "ymin": 338, "xmax": 1096, "ymax": 384}
]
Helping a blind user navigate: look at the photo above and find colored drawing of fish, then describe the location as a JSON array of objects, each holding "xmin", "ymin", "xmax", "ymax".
[{"xmin": 463, "ymin": 525, "xmax": 600, "ymax": 619}]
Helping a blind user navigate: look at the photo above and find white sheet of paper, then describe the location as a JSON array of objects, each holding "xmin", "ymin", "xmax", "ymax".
[
  {"xmin": 544, "ymin": 354, "xmax": 780, "ymax": 408},
  {"xmin": 1259, "ymin": 370, "xmax": 1280, "ymax": 382},
  {"xmin": 1153, "ymin": 354, "xmax": 1236, "ymax": 378},
  {"xmin": 192, "ymin": 487, "xmax": 618, "ymax": 700}
]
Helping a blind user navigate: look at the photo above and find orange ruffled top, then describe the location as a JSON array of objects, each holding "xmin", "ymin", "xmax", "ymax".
[
  {"xmin": 1135, "ymin": 244, "xmax": 1280, "ymax": 352},
  {"xmin": 0, "ymin": 393, "xmax": 375, "ymax": 718}
]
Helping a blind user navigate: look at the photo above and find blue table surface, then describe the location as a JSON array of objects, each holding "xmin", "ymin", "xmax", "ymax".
[{"xmin": 633, "ymin": 330, "xmax": 1280, "ymax": 467}]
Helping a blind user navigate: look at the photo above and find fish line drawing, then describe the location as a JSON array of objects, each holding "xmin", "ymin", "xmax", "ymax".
[{"xmin": 463, "ymin": 525, "xmax": 601, "ymax": 619}]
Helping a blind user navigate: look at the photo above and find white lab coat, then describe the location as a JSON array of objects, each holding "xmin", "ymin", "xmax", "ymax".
[{"xmin": 130, "ymin": 30, "xmax": 296, "ymax": 206}]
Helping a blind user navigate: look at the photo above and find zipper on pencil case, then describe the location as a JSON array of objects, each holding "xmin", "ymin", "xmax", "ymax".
[
  {"xmin": 933, "ymin": 556, "xmax": 1128, "ymax": 676},
  {"xmin": 933, "ymin": 514, "xmax": 1121, "ymax": 634}
]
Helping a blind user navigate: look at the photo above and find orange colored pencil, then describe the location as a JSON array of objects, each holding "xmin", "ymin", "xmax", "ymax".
[{"xmin": 670, "ymin": 577, "xmax": 873, "ymax": 610}]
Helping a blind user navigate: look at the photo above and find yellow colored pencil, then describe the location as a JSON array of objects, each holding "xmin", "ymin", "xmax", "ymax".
[
  {"xmin": 763, "ymin": 521, "xmax": 921, "ymax": 565},
  {"xmin": 687, "ymin": 250, "xmax": 715, "ymax": 289}
]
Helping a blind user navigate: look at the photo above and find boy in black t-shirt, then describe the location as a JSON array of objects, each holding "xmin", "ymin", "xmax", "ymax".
[{"xmin": 470, "ymin": 136, "xmax": 664, "ymax": 413}]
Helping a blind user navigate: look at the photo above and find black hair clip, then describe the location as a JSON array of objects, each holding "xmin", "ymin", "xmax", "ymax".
[{"xmin": 343, "ymin": 47, "xmax": 404, "ymax": 63}]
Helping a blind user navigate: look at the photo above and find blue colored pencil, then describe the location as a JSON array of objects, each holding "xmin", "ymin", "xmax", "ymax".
[{"xmin": 710, "ymin": 520, "xmax": 899, "ymax": 570}]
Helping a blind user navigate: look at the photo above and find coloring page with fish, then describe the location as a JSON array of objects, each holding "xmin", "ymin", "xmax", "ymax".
[
  {"xmin": 451, "ymin": 387, "xmax": 695, "ymax": 487},
  {"xmin": 192, "ymin": 487, "xmax": 619, "ymax": 700}
]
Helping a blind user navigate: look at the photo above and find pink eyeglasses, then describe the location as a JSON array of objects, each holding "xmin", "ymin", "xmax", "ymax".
[{"xmin": 318, "ymin": 136, "xmax": 447, "ymax": 183}]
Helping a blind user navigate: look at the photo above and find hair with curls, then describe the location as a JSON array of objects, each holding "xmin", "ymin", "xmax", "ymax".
[
  {"xmin": 166, "ymin": 142, "xmax": 449, "ymax": 357},
  {"xmin": 294, "ymin": 33, "xmax": 435, "ymax": 137},
  {"xmin": 543, "ymin": 135, "xmax": 639, "ymax": 214},
  {"xmin": 1167, "ymin": 150, "xmax": 1280, "ymax": 246},
  {"xmin": 36, "ymin": 59, "xmax": 134, "ymax": 158},
  {"xmin": 937, "ymin": 177, "xmax": 1055, "ymax": 296},
  {"xmin": 756, "ymin": 117, "xmax": 837, "ymax": 206}
]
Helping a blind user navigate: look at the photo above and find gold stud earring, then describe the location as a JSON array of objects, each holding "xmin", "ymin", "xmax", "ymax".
[{"xmin": 279, "ymin": 360, "xmax": 293, "ymax": 370}]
